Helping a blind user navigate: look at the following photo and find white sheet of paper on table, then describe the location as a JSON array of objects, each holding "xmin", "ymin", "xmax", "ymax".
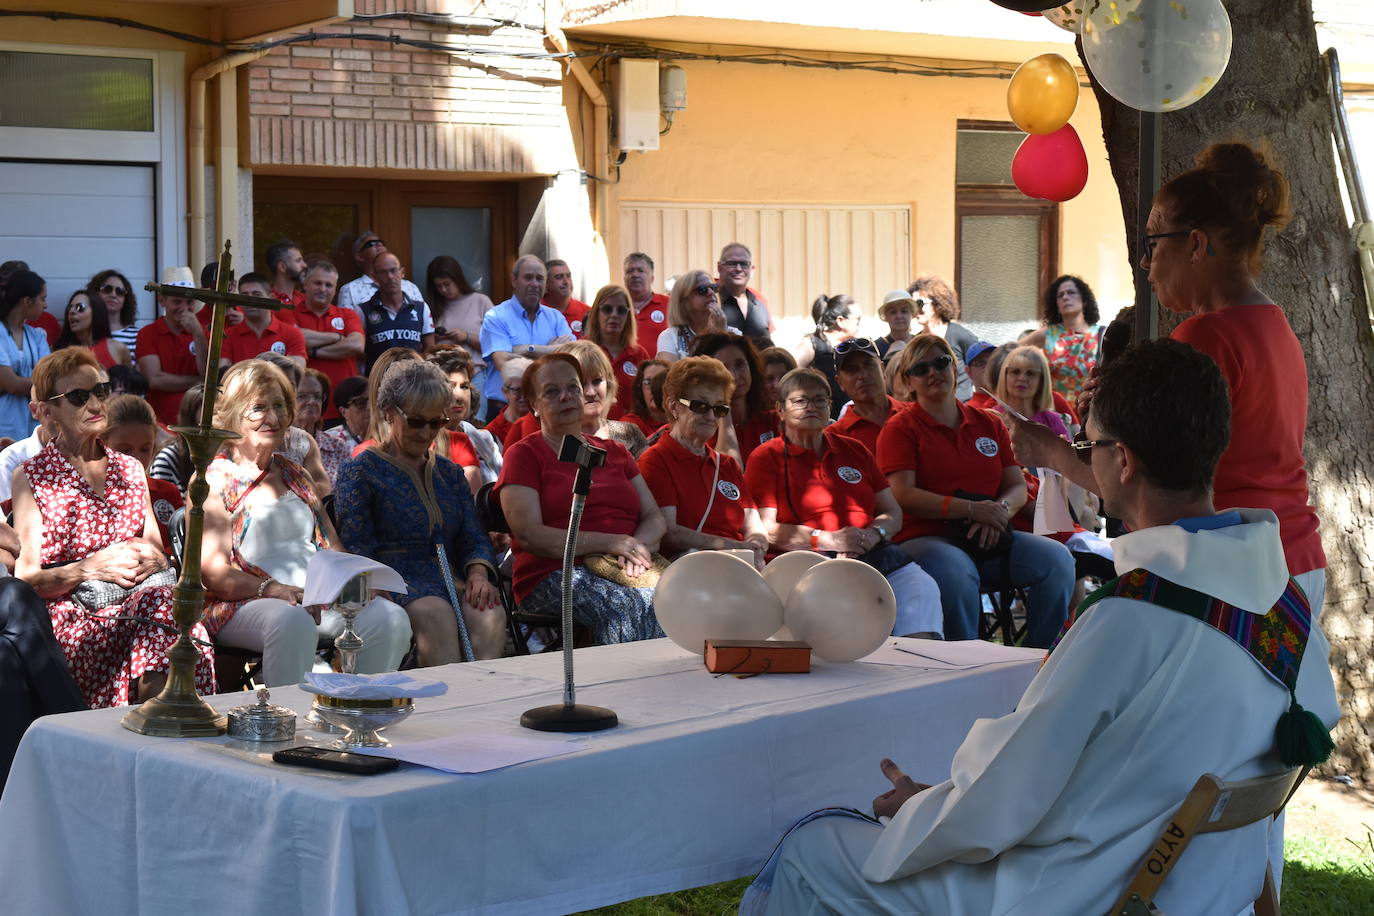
[
  {"xmin": 860, "ymin": 639, "xmax": 1045, "ymax": 670},
  {"xmin": 351, "ymin": 733, "xmax": 588, "ymax": 773},
  {"xmin": 303, "ymin": 551, "xmax": 408, "ymax": 606}
]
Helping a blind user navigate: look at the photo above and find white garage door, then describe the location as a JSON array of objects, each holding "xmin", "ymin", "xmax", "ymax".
[{"xmin": 0, "ymin": 160, "xmax": 156, "ymax": 325}]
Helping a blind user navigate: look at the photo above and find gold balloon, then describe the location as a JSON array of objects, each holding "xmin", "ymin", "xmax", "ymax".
[{"xmin": 1007, "ymin": 53, "xmax": 1080, "ymax": 135}]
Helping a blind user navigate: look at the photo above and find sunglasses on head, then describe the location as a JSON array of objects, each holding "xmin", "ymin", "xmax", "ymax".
[
  {"xmin": 47, "ymin": 382, "xmax": 112, "ymax": 407},
  {"xmin": 362, "ymin": 239, "xmax": 386, "ymax": 249},
  {"xmin": 678, "ymin": 397, "xmax": 729, "ymax": 418},
  {"xmin": 99, "ymin": 284, "xmax": 128, "ymax": 296},
  {"xmin": 904, "ymin": 354, "xmax": 953, "ymax": 378},
  {"xmin": 834, "ymin": 337, "xmax": 877, "ymax": 357},
  {"xmin": 397, "ymin": 408, "xmax": 448, "ymax": 430},
  {"xmin": 693, "ymin": 283, "xmax": 719, "ymax": 297}
]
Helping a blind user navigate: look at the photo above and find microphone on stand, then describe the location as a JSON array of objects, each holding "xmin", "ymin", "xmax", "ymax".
[{"xmin": 521, "ymin": 435, "xmax": 618, "ymax": 732}]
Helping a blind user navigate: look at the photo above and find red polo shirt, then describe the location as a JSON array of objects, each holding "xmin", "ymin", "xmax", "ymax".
[
  {"xmin": 484, "ymin": 411, "xmax": 515, "ymax": 446},
  {"xmin": 495, "ymin": 434, "xmax": 643, "ymax": 602},
  {"xmin": 271, "ymin": 288, "xmax": 306, "ymax": 310},
  {"xmin": 280, "ymin": 304, "xmax": 363, "ymax": 419},
  {"xmin": 220, "ymin": 315, "xmax": 307, "ymax": 366},
  {"xmin": 136, "ymin": 319, "xmax": 200, "ymax": 424},
  {"xmin": 504, "ymin": 412, "xmax": 539, "ymax": 450},
  {"xmin": 148, "ymin": 477, "xmax": 184, "ymax": 552},
  {"xmin": 723, "ymin": 409, "xmax": 780, "ymax": 467},
  {"xmin": 876, "ymin": 400, "xmax": 1016, "ymax": 542},
  {"xmin": 830, "ymin": 396, "xmax": 907, "ymax": 457},
  {"xmin": 444, "ymin": 429, "xmax": 479, "ymax": 468},
  {"xmin": 543, "ymin": 297, "xmax": 591, "ymax": 337},
  {"xmin": 639, "ymin": 434, "xmax": 753, "ymax": 541},
  {"xmin": 634, "ymin": 293, "xmax": 670, "ymax": 351},
  {"xmin": 744, "ymin": 428, "xmax": 886, "ymax": 531},
  {"xmin": 603, "ymin": 343, "xmax": 651, "ymax": 419}
]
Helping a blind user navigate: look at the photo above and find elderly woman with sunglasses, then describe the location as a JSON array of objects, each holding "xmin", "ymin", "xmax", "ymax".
[
  {"xmin": 584, "ymin": 284, "xmax": 651, "ymax": 419},
  {"xmin": 638, "ymin": 357, "xmax": 769, "ymax": 569},
  {"xmin": 743, "ymin": 367, "xmax": 942, "ymax": 637},
  {"xmin": 56, "ymin": 290, "xmax": 131, "ymax": 369},
  {"xmin": 497, "ymin": 353, "xmax": 666, "ymax": 645},
  {"xmin": 201, "ymin": 360, "xmax": 411, "ymax": 686},
  {"xmin": 85, "ymin": 269, "xmax": 141, "ymax": 358},
  {"xmin": 12, "ymin": 349, "xmax": 213, "ymax": 707},
  {"xmin": 335, "ymin": 361, "xmax": 502, "ymax": 663},
  {"xmin": 655, "ymin": 270, "xmax": 732, "ymax": 362},
  {"xmin": 877, "ymin": 335, "xmax": 1073, "ymax": 647}
]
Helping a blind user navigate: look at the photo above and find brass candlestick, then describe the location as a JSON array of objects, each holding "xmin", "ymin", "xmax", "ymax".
[{"xmin": 122, "ymin": 241, "xmax": 286, "ymax": 737}]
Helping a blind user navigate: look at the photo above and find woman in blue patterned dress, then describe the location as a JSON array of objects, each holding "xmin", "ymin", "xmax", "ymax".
[{"xmin": 335, "ymin": 360, "xmax": 502, "ymax": 663}]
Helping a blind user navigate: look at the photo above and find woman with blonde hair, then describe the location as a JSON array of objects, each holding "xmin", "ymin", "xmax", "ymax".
[
  {"xmin": 557, "ymin": 339, "xmax": 649, "ymax": 458},
  {"xmin": 655, "ymin": 270, "xmax": 730, "ymax": 362},
  {"xmin": 201, "ymin": 359, "xmax": 411, "ymax": 685},
  {"xmin": 583, "ymin": 284, "xmax": 650, "ymax": 419},
  {"xmin": 994, "ymin": 346, "xmax": 1069, "ymax": 439}
]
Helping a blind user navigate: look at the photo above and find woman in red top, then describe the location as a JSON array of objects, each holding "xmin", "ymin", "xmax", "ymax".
[
  {"xmin": 55, "ymin": 291, "xmax": 130, "ymax": 369},
  {"xmin": 692, "ymin": 333, "xmax": 778, "ymax": 468},
  {"xmin": 496, "ymin": 353, "xmax": 666, "ymax": 645},
  {"xmin": 619, "ymin": 358, "xmax": 669, "ymax": 437},
  {"xmin": 744, "ymin": 368, "xmax": 942, "ymax": 637},
  {"xmin": 638, "ymin": 357, "xmax": 768, "ymax": 568},
  {"xmin": 879, "ymin": 335, "xmax": 1073, "ymax": 646},
  {"xmin": 584, "ymin": 284, "xmax": 651, "ymax": 420},
  {"xmin": 1010, "ymin": 143, "xmax": 1327, "ymax": 616}
]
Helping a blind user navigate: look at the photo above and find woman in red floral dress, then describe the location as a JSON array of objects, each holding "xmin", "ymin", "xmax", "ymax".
[{"xmin": 11, "ymin": 349, "xmax": 214, "ymax": 708}]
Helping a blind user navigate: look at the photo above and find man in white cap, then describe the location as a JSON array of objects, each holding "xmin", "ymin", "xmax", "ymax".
[
  {"xmin": 136, "ymin": 266, "xmax": 207, "ymax": 425},
  {"xmin": 743, "ymin": 339, "xmax": 1339, "ymax": 916}
]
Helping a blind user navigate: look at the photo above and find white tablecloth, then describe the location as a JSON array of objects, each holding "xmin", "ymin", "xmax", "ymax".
[{"xmin": 0, "ymin": 638, "xmax": 1042, "ymax": 916}]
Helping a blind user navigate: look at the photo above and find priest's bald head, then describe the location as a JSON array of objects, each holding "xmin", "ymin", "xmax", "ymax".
[{"xmin": 1084, "ymin": 339, "xmax": 1231, "ymax": 522}]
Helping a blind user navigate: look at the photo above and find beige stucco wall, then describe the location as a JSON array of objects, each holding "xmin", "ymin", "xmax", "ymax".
[{"xmin": 603, "ymin": 57, "xmax": 1134, "ymax": 328}]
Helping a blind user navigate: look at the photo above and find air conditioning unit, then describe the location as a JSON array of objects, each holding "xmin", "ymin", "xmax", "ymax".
[{"xmin": 616, "ymin": 58, "xmax": 660, "ymax": 152}]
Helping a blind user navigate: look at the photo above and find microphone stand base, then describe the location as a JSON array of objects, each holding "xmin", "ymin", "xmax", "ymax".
[{"xmin": 520, "ymin": 703, "xmax": 618, "ymax": 733}]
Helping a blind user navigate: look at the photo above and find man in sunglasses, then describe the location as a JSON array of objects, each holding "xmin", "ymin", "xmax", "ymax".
[
  {"xmin": 337, "ymin": 230, "xmax": 426, "ymax": 321},
  {"xmin": 478, "ymin": 255, "xmax": 573, "ymax": 421},
  {"xmin": 831, "ymin": 337, "xmax": 906, "ymax": 456},
  {"xmin": 541, "ymin": 259, "xmax": 589, "ymax": 336},
  {"xmin": 135, "ymin": 266, "xmax": 208, "ymax": 425},
  {"xmin": 716, "ymin": 243, "xmax": 774, "ymax": 350},
  {"xmin": 746, "ymin": 338, "xmax": 1339, "ymax": 916}
]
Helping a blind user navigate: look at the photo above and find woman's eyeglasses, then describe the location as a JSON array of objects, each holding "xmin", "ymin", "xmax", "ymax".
[
  {"xmin": 1071, "ymin": 436, "xmax": 1118, "ymax": 465},
  {"xmin": 99, "ymin": 284, "xmax": 128, "ymax": 297},
  {"xmin": 47, "ymin": 382, "xmax": 112, "ymax": 407},
  {"xmin": 678, "ymin": 398, "xmax": 729, "ymax": 418},
  {"xmin": 1142, "ymin": 228, "xmax": 1193, "ymax": 258},
  {"xmin": 784, "ymin": 394, "xmax": 830, "ymax": 410},
  {"xmin": 398, "ymin": 408, "xmax": 449, "ymax": 430},
  {"xmin": 244, "ymin": 402, "xmax": 288, "ymax": 422},
  {"xmin": 296, "ymin": 393, "xmax": 324, "ymax": 405},
  {"xmin": 601, "ymin": 305, "xmax": 629, "ymax": 316},
  {"xmin": 693, "ymin": 283, "xmax": 719, "ymax": 297},
  {"xmin": 343, "ymin": 396, "xmax": 369, "ymax": 410},
  {"xmin": 903, "ymin": 354, "xmax": 953, "ymax": 378}
]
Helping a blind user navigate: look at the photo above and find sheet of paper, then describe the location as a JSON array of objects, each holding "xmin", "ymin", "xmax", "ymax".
[
  {"xmin": 351, "ymin": 733, "xmax": 587, "ymax": 774},
  {"xmin": 1033, "ymin": 468, "xmax": 1078, "ymax": 536},
  {"xmin": 860, "ymin": 639, "xmax": 1044, "ymax": 669},
  {"xmin": 304, "ymin": 551, "xmax": 407, "ymax": 605}
]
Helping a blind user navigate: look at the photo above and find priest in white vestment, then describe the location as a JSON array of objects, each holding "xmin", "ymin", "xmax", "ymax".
[{"xmin": 748, "ymin": 339, "xmax": 1340, "ymax": 916}]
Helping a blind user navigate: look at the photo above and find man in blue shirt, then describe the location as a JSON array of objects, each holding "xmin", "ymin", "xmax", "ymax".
[
  {"xmin": 479, "ymin": 255, "xmax": 573, "ymax": 419},
  {"xmin": 360, "ymin": 252, "xmax": 434, "ymax": 372}
]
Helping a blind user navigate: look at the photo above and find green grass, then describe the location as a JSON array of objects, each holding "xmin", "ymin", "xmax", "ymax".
[{"xmin": 577, "ymin": 830, "xmax": 1374, "ymax": 915}]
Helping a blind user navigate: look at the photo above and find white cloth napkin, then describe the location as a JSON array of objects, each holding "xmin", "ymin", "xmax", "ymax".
[
  {"xmin": 300, "ymin": 672, "xmax": 449, "ymax": 699},
  {"xmin": 304, "ymin": 552, "xmax": 408, "ymax": 606}
]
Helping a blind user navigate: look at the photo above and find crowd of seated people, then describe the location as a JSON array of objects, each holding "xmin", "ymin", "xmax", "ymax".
[{"xmin": 0, "ymin": 241, "xmax": 1137, "ymax": 715}]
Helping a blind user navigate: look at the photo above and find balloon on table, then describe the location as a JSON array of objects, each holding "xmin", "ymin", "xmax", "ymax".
[
  {"xmin": 653, "ymin": 551, "xmax": 783, "ymax": 654},
  {"xmin": 1081, "ymin": 0, "xmax": 1233, "ymax": 113},
  {"xmin": 1012, "ymin": 124, "xmax": 1090, "ymax": 202},
  {"xmin": 784, "ymin": 559, "xmax": 895, "ymax": 662},
  {"xmin": 762, "ymin": 551, "xmax": 827, "ymax": 604},
  {"xmin": 1007, "ymin": 53, "xmax": 1079, "ymax": 135}
]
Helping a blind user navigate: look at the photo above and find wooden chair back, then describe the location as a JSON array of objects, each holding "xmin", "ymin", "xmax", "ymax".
[{"xmin": 1108, "ymin": 766, "xmax": 1308, "ymax": 916}]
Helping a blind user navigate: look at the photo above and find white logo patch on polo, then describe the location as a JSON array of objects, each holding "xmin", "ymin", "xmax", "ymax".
[
  {"xmin": 270, "ymin": 341, "xmax": 286, "ymax": 354},
  {"xmin": 717, "ymin": 480, "xmax": 740, "ymax": 501},
  {"xmin": 331, "ymin": 317, "xmax": 345, "ymax": 330},
  {"xmin": 838, "ymin": 465, "xmax": 863, "ymax": 484},
  {"xmin": 623, "ymin": 361, "xmax": 637, "ymax": 376},
  {"xmin": 975, "ymin": 436, "xmax": 999, "ymax": 457},
  {"xmin": 650, "ymin": 309, "xmax": 665, "ymax": 324}
]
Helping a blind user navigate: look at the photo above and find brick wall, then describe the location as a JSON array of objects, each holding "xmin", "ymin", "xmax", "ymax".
[{"xmin": 246, "ymin": 2, "xmax": 575, "ymax": 173}]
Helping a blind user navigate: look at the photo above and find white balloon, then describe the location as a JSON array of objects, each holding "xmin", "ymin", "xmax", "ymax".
[
  {"xmin": 653, "ymin": 551, "xmax": 783, "ymax": 655},
  {"xmin": 784, "ymin": 559, "xmax": 896, "ymax": 663},
  {"xmin": 1042, "ymin": 4, "xmax": 1086, "ymax": 32},
  {"xmin": 1082, "ymin": 0, "xmax": 1232, "ymax": 113},
  {"xmin": 762, "ymin": 551, "xmax": 827, "ymax": 604}
]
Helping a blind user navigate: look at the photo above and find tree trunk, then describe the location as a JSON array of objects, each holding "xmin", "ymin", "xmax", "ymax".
[{"xmin": 1082, "ymin": 0, "xmax": 1374, "ymax": 781}]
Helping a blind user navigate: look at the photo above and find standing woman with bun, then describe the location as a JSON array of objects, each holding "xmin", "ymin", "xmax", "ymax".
[
  {"xmin": 1009, "ymin": 142, "xmax": 1326, "ymax": 618},
  {"xmin": 794, "ymin": 294, "xmax": 861, "ymax": 419}
]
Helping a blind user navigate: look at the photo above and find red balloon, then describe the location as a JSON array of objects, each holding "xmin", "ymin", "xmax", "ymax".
[{"xmin": 1012, "ymin": 124, "xmax": 1089, "ymax": 202}]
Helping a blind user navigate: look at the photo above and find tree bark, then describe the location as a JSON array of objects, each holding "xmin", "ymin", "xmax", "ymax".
[{"xmin": 1082, "ymin": 0, "xmax": 1374, "ymax": 781}]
